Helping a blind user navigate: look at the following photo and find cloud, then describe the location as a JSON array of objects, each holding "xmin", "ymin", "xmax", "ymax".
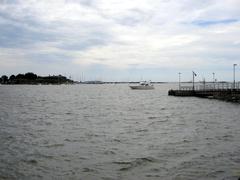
[
  {"xmin": 0, "ymin": 0, "xmax": 240, "ymax": 81},
  {"xmin": 192, "ymin": 19, "xmax": 238, "ymax": 27},
  {"xmin": 0, "ymin": 20, "xmax": 57, "ymax": 48}
]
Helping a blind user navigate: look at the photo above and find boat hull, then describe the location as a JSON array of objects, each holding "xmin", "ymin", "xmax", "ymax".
[{"xmin": 129, "ymin": 85, "xmax": 154, "ymax": 90}]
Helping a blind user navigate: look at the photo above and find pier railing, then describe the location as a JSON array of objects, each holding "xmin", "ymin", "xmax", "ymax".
[
  {"xmin": 180, "ymin": 82, "xmax": 240, "ymax": 91},
  {"xmin": 169, "ymin": 82, "xmax": 240, "ymax": 102}
]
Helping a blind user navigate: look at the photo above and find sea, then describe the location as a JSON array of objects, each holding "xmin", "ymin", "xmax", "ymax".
[{"xmin": 0, "ymin": 84, "xmax": 240, "ymax": 180}]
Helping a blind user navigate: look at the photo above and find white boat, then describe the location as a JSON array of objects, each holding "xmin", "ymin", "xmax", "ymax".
[{"xmin": 129, "ymin": 81, "xmax": 154, "ymax": 90}]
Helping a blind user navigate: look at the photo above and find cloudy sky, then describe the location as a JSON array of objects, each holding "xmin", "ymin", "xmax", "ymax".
[{"xmin": 0, "ymin": 0, "xmax": 240, "ymax": 81}]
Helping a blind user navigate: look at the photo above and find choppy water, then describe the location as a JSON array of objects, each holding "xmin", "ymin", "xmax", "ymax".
[{"xmin": 0, "ymin": 84, "xmax": 240, "ymax": 180}]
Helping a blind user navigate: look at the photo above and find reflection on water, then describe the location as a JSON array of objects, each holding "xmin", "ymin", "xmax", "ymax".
[{"xmin": 0, "ymin": 84, "xmax": 240, "ymax": 180}]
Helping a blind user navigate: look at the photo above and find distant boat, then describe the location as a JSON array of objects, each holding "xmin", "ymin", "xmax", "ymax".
[
  {"xmin": 129, "ymin": 81, "xmax": 154, "ymax": 90},
  {"xmin": 82, "ymin": 81, "xmax": 104, "ymax": 84}
]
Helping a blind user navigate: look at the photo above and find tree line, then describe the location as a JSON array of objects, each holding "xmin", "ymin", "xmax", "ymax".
[{"xmin": 0, "ymin": 72, "xmax": 74, "ymax": 85}]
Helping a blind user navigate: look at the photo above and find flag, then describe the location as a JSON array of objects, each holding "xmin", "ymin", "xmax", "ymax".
[{"xmin": 193, "ymin": 71, "xmax": 197, "ymax": 76}]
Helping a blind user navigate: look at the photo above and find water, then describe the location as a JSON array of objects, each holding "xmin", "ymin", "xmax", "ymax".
[{"xmin": 0, "ymin": 84, "xmax": 240, "ymax": 180}]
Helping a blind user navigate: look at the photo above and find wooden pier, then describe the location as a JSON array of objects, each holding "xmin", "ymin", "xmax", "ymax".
[{"xmin": 168, "ymin": 82, "xmax": 240, "ymax": 102}]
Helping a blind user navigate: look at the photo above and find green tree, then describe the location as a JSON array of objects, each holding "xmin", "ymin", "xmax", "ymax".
[
  {"xmin": 16, "ymin": 74, "xmax": 25, "ymax": 79},
  {"xmin": 9, "ymin": 75, "xmax": 16, "ymax": 82},
  {"xmin": 25, "ymin": 72, "xmax": 37, "ymax": 80},
  {"xmin": 1, "ymin": 75, "xmax": 8, "ymax": 84}
]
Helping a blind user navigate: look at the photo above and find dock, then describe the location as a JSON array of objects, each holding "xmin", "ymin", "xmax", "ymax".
[{"xmin": 168, "ymin": 82, "xmax": 240, "ymax": 102}]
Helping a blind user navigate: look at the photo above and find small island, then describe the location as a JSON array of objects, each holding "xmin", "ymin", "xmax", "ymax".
[{"xmin": 0, "ymin": 72, "xmax": 74, "ymax": 85}]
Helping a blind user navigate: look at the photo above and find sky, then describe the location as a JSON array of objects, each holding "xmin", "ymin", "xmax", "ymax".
[{"xmin": 0, "ymin": 0, "xmax": 240, "ymax": 82}]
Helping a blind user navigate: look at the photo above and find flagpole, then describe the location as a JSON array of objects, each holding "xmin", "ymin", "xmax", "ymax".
[
  {"xmin": 233, "ymin": 64, "xmax": 237, "ymax": 89},
  {"xmin": 192, "ymin": 71, "xmax": 194, "ymax": 90}
]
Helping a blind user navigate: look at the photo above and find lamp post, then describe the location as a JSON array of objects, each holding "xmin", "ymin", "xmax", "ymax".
[
  {"xmin": 212, "ymin": 72, "xmax": 215, "ymax": 89},
  {"xmin": 192, "ymin": 71, "xmax": 197, "ymax": 90},
  {"xmin": 178, "ymin": 72, "xmax": 181, "ymax": 90},
  {"xmin": 233, "ymin": 64, "xmax": 237, "ymax": 89},
  {"xmin": 203, "ymin": 78, "xmax": 206, "ymax": 90}
]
